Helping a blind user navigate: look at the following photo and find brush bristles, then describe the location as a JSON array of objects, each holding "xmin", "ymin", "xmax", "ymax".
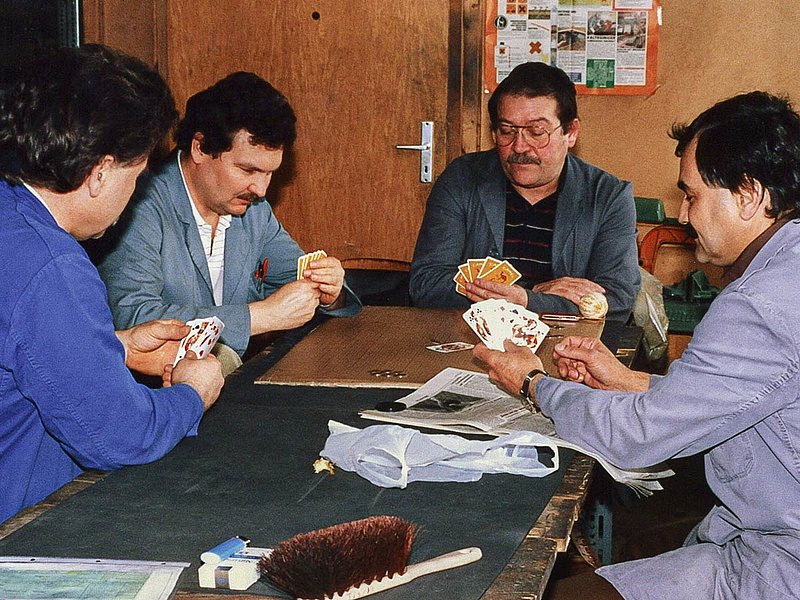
[{"xmin": 258, "ymin": 515, "xmax": 416, "ymax": 600}]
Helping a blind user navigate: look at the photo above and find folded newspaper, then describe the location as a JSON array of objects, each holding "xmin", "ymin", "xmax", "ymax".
[{"xmin": 360, "ymin": 368, "xmax": 673, "ymax": 496}]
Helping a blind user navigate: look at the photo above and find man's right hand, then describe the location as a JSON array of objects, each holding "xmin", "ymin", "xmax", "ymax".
[
  {"xmin": 553, "ymin": 336, "xmax": 649, "ymax": 392},
  {"xmin": 532, "ymin": 277, "xmax": 605, "ymax": 306},
  {"xmin": 168, "ymin": 352, "xmax": 224, "ymax": 411},
  {"xmin": 249, "ymin": 279, "xmax": 321, "ymax": 334}
]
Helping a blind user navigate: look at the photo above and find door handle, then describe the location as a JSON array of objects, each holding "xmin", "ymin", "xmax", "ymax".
[{"xmin": 395, "ymin": 121, "xmax": 433, "ymax": 183}]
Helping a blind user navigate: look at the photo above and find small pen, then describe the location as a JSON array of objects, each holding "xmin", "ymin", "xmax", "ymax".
[{"xmin": 200, "ymin": 535, "xmax": 250, "ymax": 564}]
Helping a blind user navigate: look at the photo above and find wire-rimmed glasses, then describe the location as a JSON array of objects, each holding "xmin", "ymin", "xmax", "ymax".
[{"xmin": 493, "ymin": 122, "xmax": 562, "ymax": 148}]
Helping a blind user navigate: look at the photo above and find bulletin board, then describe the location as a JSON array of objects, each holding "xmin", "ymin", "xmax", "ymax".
[{"xmin": 484, "ymin": 0, "xmax": 661, "ymax": 95}]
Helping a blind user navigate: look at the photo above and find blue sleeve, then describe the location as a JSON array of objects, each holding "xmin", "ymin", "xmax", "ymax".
[
  {"xmin": 10, "ymin": 253, "xmax": 204, "ymax": 470},
  {"xmin": 536, "ymin": 289, "xmax": 798, "ymax": 469}
]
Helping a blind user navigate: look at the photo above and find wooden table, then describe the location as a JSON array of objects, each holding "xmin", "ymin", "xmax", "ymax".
[{"xmin": 0, "ymin": 308, "xmax": 630, "ymax": 599}]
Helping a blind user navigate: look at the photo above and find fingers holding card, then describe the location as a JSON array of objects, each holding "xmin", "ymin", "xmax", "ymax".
[
  {"xmin": 455, "ymin": 256, "xmax": 521, "ymax": 296},
  {"xmin": 173, "ymin": 316, "xmax": 225, "ymax": 366},
  {"xmin": 297, "ymin": 250, "xmax": 328, "ymax": 280},
  {"xmin": 462, "ymin": 299, "xmax": 549, "ymax": 353}
]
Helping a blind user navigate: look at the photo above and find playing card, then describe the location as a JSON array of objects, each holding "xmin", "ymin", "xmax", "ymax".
[
  {"xmin": 467, "ymin": 258, "xmax": 485, "ymax": 282},
  {"xmin": 426, "ymin": 341, "xmax": 475, "ymax": 353},
  {"xmin": 173, "ymin": 316, "xmax": 225, "ymax": 366},
  {"xmin": 477, "ymin": 256, "xmax": 502, "ymax": 279},
  {"xmin": 481, "ymin": 260, "xmax": 522, "ymax": 286},
  {"xmin": 297, "ymin": 250, "xmax": 328, "ymax": 280},
  {"xmin": 457, "ymin": 263, "xmax": 471, "ymax": 283},
  {"xmin": 462, "ymin": 299, "xmax": 549, "ymax": 353}
]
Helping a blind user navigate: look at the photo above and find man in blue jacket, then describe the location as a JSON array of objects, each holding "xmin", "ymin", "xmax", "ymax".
[
  {"xmin": 410, "ymin": 62, "xmax": 640, "ymax": 321},
  {"xmin": 0, "ymin": 45, "xmax": 224, "ymax": 524},
  {"xmin": 476, "ymin": 91, "xmax": 800, "ymax": 599},
  {"xmin": 97, "ymin": 73, "xmax": 361, "ymax": 358}
]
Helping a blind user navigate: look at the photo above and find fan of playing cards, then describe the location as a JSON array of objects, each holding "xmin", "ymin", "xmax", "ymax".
[
  {"xmin": 173, "ymin": 316, "xmax": 225, "ymax": 366},
  {"xmin": 297, "ymin": 250, "xmax": 327, "ymax": 280},
  {"xmin": 463, "ymin": 299, "xmax": 550, "ymax": 353},
  {"xmin": 454, "ymin": 256, "xmax": 521, "ymax": 296}
]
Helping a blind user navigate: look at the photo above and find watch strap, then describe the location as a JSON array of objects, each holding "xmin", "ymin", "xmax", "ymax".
[{"xmin": 519, "ymin": 368, "xmax": 547, "ymax": 403}]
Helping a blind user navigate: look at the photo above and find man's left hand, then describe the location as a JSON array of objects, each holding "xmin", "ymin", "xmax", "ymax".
[
  {"xmin": 117, "ymin": 319, "xmax": 189, "ymax": 376},
  {"xmin": 473, "ymin": 339, "xmax": 544, "ymax": 399},
  {"xmin": 465, "ymin": 279, "xmax": 528, "ymax": 307},
  {"xmin": 304, "ymin": 256, "xmax": 345, "ymax": 308}
]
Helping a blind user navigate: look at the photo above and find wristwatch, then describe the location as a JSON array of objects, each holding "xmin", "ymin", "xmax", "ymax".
[{"xmin": 519, "ymin": 368, "xmax": 547, "ymax": 410}]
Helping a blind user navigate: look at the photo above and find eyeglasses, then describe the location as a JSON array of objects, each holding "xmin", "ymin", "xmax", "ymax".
[{"xmin": 493, "ymin": 122, "xmax": 562, "ymax": 148}]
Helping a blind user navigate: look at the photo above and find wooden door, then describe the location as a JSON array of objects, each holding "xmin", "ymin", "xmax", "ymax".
[{"xmin": 165, "ymin": 0, "xmax": 464, "ymax": 269}]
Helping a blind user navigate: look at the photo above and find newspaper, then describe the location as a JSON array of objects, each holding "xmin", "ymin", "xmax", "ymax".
[{"xmin": 361, "ymin": 368, "xmax": 673, "ymax": 495}]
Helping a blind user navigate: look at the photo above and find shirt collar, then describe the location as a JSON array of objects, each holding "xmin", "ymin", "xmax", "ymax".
[
  {"xmin": 176, "ymin": 150, "xmax": 231, "ymax": 232},
  {"xmin": 22, "ymin": 181, "xmax": 57, "ymax": 219},
  {"xmin": 722, "ymin": 216, "xmax": 792, "ymax": 285}
]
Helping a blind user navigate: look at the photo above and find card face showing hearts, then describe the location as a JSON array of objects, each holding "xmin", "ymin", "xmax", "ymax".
[
  {"xmin": 462, "ymin": 299, "xmax": 549, "ymax": 352},
  {"xmin": 173, "ymin": 316, "xmax": 225, "ymax": 366},
  {"xmin": 454, "ymin": 257, "xmax": 521, "ymax": 296},
  {"xmin": 297, "ymin": 250, "xmax": 328, "ymax": 280}
]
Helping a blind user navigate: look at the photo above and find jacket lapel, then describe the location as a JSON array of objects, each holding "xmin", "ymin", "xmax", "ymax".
[
  {"xmin": 167, "ymin": 158, "xmax": 214, "ymax": 297},
  {"xmin": 477, "ymin": 152, "xmax": 508, "ymax": 254},
  {"xmin": 551, "ymin": 155, "xmax": 582, "ymax": 273},
  {"xmin": 222, "ymin": 217, "xmax": 252, "ymax": 302}
]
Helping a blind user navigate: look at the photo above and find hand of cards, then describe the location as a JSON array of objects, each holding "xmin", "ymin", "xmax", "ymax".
[
  {"xmin": 463, "ymin": 299, "xmax": 549, "ymax": 352},
  {"xmin": 454, "ymin": 257, "xmax": 521, "ymax": 296},
  {"xmin": 173, "ymin": 316, "xmax": 225, "ymax": 366},
  {"xmin": 297, "ymin": 250, "xmax": 327, "ymax": 280}
]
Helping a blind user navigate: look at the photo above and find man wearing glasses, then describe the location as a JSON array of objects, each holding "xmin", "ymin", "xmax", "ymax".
[{"xmin": 409, "ymin": 62, "xmax": 640, "ymax": 321}]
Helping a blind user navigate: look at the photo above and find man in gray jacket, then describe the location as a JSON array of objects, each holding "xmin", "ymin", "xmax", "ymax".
[
  {"xmin": 409, "ymin": 62, "xmax": 639, "ymax": 321},
  {"xmin": 98, "ymin": 73, "xmax": 360, "ymax": 358},
  {"xmin": 476, "ymin": 91, "xmax": 800, "ymax": 599}
]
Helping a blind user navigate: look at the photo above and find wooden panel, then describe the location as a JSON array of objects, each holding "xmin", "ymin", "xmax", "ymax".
[
  {"xmin": 166, "ymin": 1, "xmax": 453, "ymax": 264},
  {"xmin": 82, "ymin": 0, "xmax": 159, "ymax": 67}
]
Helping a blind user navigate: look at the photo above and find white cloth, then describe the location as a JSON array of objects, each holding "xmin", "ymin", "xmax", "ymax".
[{"xmin": 320, "ymin": 420, "xmax": 558, "ymax": 489}]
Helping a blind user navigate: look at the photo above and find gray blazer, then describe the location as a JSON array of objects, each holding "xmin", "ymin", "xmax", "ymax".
[
  {"xmin": 409, "ymin": 150, "xmax": 640, "ymax": 321},
  {"xmin": 98, "ymin": 156, "xmax": 361, "ymax": 356}
]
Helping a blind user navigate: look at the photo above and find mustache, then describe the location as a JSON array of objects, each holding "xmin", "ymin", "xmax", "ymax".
[
  {"xmin": 237, "ymin": 193, "xmax": 260, "ymax": 203},
  {"xmin": 684, "ymin": 223, "xmax": 698, "ymax": 239},
  {"xmin": 507, "ymin": 153, "xmax": 541, "ymax": 165}
]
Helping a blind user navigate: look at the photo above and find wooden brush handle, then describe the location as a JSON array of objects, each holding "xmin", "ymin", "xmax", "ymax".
[{"xmin": 334, "ymin": 547, "xmax": 483, "ymax": 599}]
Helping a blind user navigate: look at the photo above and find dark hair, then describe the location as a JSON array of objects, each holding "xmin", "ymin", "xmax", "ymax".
[
  {"xmin": 488, "ymin": 62, "xmax": 578, "ymax": 133},
  {"xmin": 670, "ymin": 91, "xmax": 800, "ymax": 218},
  {"xmin": 0, "ymin": 44, "xmax": 177, "ymax": 192},
  {"xmin": 174, "ymin": 72, "xmax": 296, "ymax": 155}
]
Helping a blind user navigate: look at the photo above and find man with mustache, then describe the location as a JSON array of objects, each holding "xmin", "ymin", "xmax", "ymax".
[
  {"xmin": 410, "ymin": 62, "xmax": 640, "ymax": 321},
  {"xmin": 97, "ymin": 72, "xmax": 361, "ymax": 360},
  {"xmin": 474, "ymin": 91, "xmax": 800, "ymax": 599}
]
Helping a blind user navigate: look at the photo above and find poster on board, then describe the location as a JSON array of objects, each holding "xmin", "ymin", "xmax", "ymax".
[{"xmin": 484, "ymin": 0, "xmax": 661, "ymax": 95}]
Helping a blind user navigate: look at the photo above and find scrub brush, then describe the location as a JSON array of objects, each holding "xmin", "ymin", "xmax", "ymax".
[{"xmin": 258, "ymin": 515, "xmax": 482, "ymax": 600}]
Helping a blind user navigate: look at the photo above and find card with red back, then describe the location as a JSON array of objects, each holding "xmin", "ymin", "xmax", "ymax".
[{"xmin": 173, "ymin": 316, "xmax": 225, "ymax": 366}]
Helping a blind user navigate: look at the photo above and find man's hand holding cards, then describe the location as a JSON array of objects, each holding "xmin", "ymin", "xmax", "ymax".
[
  {"xmin": 454, "ymin": 256, "xmax": 521, "ymax": 296},
  {"xmin": 463, "ymin": 299, "xmax": 549, "ymax": 353},
  {"xmin": 173, "ymin": 316, "xmax": 225, "ymax": 366},
  {"xmin": 297, "ymin": 250, "xmax": 328, "ymax": 280}
]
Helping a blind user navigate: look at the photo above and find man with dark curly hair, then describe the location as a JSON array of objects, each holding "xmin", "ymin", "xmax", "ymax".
[
  {"xmin": 0, "ymin": 45, "xmax": 223, "ymax": 524},
  {"xmin": 97, "ymin": 73, "xmax": 360, "ymax": 359}
]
